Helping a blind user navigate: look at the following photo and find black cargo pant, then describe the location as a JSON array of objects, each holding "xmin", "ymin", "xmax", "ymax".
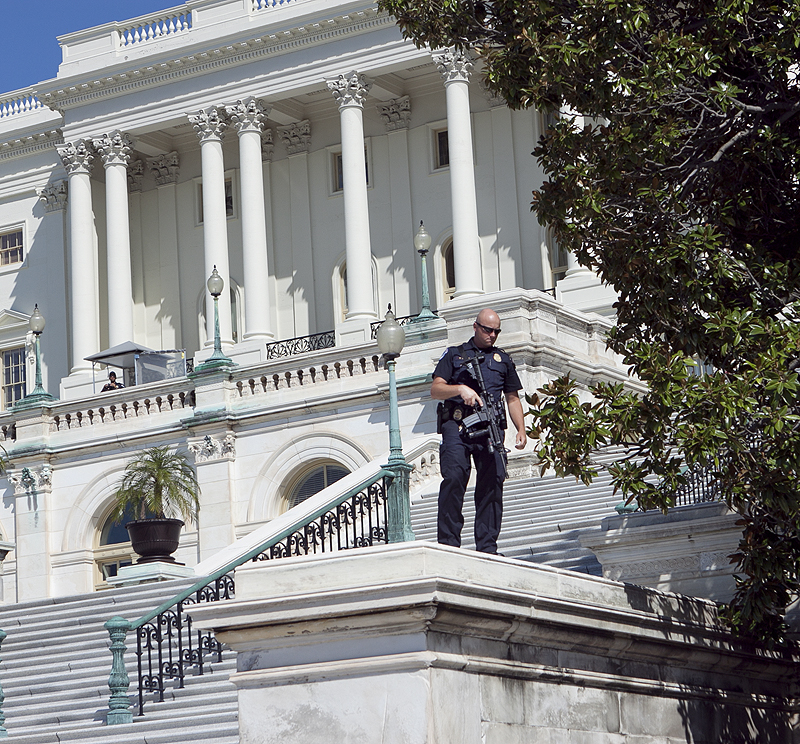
[{"xmin": 437, "ymin": 419, "xmax": 504, "ymax": 554}]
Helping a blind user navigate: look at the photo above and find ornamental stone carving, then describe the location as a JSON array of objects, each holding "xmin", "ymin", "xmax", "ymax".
[
  {"xmin": 261, "ymin": 128, "xmax": 274, "ymax": 162},
  {"xmin": 147, "ymin": 151, "xmax": 180, "ymax": 186},
  {"xmin": 189, "ymin": 434, "xmax": 236, "ymax": 463},
  {"xmin": 127, "ymin": 160, "xmax": 145, "ymax": 192},
  {"xmin": 278, "ymin": 120, "xmax": 311, "ymax": 155},
  {"xmin": 37, "ymin": 180, "xmax": 68, "ymax": 212},
  {"xmin": 56, "ymin": 140, "xmax": 94, "ymax": 175},
  {"xmin": 225, "ymin": 97, "xmax": 271, "ymax": 135},
  {"xmin": 8, "ymin": 464, "xmax": 52, "ymax": 495},
  {"xmin": 92, "ymin": 131, "xmax": 134, "ymax": 167},
  {"xmin": 189, "ymin": 106, "xmax": 228, "ymax": 143},
  {"xmin": 327, "ymin": 71, "xmax": 372, "ymax": 109},
  {"xmin": 433, "ymin": 48, "xmax": 473, "ymax": 84},
  {"xmin": 377, "ymin": 95, "xmax": 411, "ymax": 131}
]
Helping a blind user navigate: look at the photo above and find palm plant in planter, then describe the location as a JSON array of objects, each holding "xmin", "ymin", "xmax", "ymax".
[{"xmin": 112, "ymin": 445, "xmax": 200, "ymax": 564}]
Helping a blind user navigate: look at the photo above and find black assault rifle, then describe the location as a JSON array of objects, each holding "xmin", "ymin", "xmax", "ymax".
[{"xmin": 460, "ymin": 353, "xmax": 509, "ymax": 480}]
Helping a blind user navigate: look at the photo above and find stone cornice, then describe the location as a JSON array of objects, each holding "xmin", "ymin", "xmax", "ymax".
[
  {"xmin": 0, "ymin": 130, "xmax": 63, "ymax": 162},
  {"xmin": 38, "ymin": 8, "xmax": 393, "ymax": 113}
]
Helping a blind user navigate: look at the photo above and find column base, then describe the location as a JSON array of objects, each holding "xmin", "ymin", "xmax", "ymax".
[
  {"xmin": 59, "ymin": 371, "xmax": 98, "ymax": 401},
  {"xmin": 555, "ymin": 269, "xmax": 617, "ymax": 317},
  {"xmin": 335, "ymin": 316, "xmax": 376, "ymax": 347}
]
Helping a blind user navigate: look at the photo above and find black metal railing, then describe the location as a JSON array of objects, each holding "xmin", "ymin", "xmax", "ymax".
[
  {"xmin": 370, "ymin": 312, "xmax": 436, "ymax": 339},
  {"xmin": 669, "ymin": 464, "xmax": 722, "ymax": 507},
  {"xmin": 105, "ymin": 469, "xmax": 395, "ymax": 723},
  {"xmin": 265, "ymin": 330, "xmax": 335, "ymax": 359}
]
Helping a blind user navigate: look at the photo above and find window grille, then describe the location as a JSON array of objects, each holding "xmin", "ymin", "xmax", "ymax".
[
  {"xmin": 1, "ymin": 347, "xmax": 25, "ymax": 409},
  {"xmin": 0, "ymin": 230, "xmax": 23, "ymax": 266}
]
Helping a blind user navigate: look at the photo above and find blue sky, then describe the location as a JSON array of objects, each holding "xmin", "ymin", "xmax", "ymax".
[{"xmin": 0, "ymin": 1, "xmax": 171, "ymax": 94}]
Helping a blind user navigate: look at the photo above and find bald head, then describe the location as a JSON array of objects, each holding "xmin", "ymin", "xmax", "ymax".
[{"xmin": 473, "ymin": 308, "xmax": 501, "ymax": 349}]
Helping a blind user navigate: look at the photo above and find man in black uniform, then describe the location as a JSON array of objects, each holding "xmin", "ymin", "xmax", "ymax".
[{"xmin": 431, "ymin": 308, "xmax": 527, "ymax": 554}]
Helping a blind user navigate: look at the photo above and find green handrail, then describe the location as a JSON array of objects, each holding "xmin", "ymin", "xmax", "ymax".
[{"xmin": 104, "ymin": 466, "xmax": 401, "ymax": 724}]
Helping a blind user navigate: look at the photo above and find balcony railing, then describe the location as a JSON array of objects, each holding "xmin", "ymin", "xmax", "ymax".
[
  {"xmin": 0, "ymin": 89, "xmax": 43, "ymax": 120},
  {"xmin": 265, "ymin": 330, "xmax": 335, "ymax": 359},
  {"xmin": 370, "ymin": 312, "xmax": 437, "ymax": 339}
]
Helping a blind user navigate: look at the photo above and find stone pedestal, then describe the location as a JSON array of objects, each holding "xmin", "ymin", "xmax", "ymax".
[
  {"xmin": 106, "ymin": 560, "xmax": 195, "ymax": 587},
  {"xmin": 191, "ymin": 543, "xmax": 796, "ymax": 744}
]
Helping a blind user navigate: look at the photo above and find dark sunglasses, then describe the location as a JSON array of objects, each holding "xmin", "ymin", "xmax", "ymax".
[{"xmin": 476, "ymin": 322, "xmax": 501, "ymax": 335}]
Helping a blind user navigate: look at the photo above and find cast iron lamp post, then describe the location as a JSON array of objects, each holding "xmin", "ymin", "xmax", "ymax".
[
  {"xmin": 194, "ymin": 266, "xmax": 234, "ymax": 373},
  {"xmin": 376, "ymin": 305, "xmax": 415, "ymax": 542},
  {"xmin": 413, "ymin": 221, "xmax": 437, "ymax": 322},
  {"xmin": 18, "ymin": 304, "xmax": 55, "ymax": 406}
]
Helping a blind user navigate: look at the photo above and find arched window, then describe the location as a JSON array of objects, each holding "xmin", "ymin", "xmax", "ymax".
[{"xmin": 287, "ymin": 462, "xmax": 350, "ymax": 510}]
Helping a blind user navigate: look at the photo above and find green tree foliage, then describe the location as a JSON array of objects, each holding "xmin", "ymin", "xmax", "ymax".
[
  {"xmin": 112, "ymin": 445, "xmax": 200, "ymax": 524},
  {"xmin": 380, "ymin": 0, "xmax": 800, "ymax": 642}
]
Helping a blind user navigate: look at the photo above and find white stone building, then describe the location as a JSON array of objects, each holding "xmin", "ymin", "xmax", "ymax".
[{"xmin": 0, "ymin": 0, "xmax": 625, "ymax": 604}]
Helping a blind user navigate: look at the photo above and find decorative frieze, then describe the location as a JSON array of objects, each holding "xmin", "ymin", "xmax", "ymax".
[
  {"xmin": 0, "ymin": 130, "xmax": 63, "ymax": 162},
  {"xmin": 377, "ymin": 95, "xmax": 411, "ymax": 131},
  {"xmin": 225, "ymin": 97, "xmax": 271, "ymax": 135},
  {"xmin": 146, "ymin": 151, "xmax": 180, "ymax": 186},
  {"xmin": 189, "ymin": 107, "xmax": 228, "ymax": 143},
  {"xmin": 189, "ymin": 434, "xmax": 236, "ymax": 463},
  {"xmin": 8, "ymin": 464, "xmax": 52, "ymax": 495},
  {"xmin": 37, "ymin": 180, "xmax": 68, "ymax": 212},
  {"xmin": 127, "ymin": 160, "xmax": 145, "ymax": 192},
  {"xmin": 278, "ymin": 120, "xmax": 311, "ymax": 155},
  {"xmin": 92, "ymin": 131, "xmax": 134, "ymax": 167},
  {"xmin": 260, "ymin": 128, "xmax": 274, "ymax": 162},
  {"xmin": 56, "ymin": 140, "xmax": 94, "ymax": 175},
  {"xmin": 433, "ymin": 48, "xmax": 473, "ymax": 83},
  {"xmin": 327, "ymin": 71, "xmax": 372, "ymax": 109}
]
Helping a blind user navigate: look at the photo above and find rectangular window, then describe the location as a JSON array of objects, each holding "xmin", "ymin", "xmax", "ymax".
[
  {"xmin": 434, "ymin": 129, "xmax": 449, "ymax": 170},
  {"xmin": 0, "ymin": 229, "xmax": 23, "ymax": 266},
  {"xmin": 197, "ymin": 178, "xmax": 234, "ymax": 223},
  {"xmin": 2, "ymin": 347, "xmax": 25, "ymax": 409},
  {"xmin": 332, "ymin": 149, "xmax": 370, "ymax": 193},
  {"xmin": 550, "ymin": 241, "xmax": 569, "ymax": 285}
]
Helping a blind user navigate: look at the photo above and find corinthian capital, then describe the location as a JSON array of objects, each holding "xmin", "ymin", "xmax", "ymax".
[
  {"xmin": 56, "ymin": 140, "xmax": 94, "ymax": 175},
  {"xmin": 225, "ymin": 97, "xmax": 272, "ymax": 135},
  {"xmin": 327, "ymin": 71, "xmax": 372, "ymax": 109},
  {"xmin": 433, "ymin": 48, "xmax": 473, "ymax": 83},
  {"xmin": 278, "ymin": 120, "xmax": 311, "ymax": 155},
  {"xmin": 92, "ymin": 131, "xmax": 134, "ymax": 167},
  {"xmin": 128, "ymin": 160, "xmax": 145, "ymax": 192},
  {"xmin": 147, "ymin": 151, "xmax": 180, "ymax": 186},
  {"xmin": 377, "ymin": 95, "xmax": 411, "ymax": 131},
  {"xmin": 37, "ymin": 180, "xmax": 68, "ymax": 212},
  {"xmin": 189, "ymin": 106, "xmax": 228, "ymax": 143}
]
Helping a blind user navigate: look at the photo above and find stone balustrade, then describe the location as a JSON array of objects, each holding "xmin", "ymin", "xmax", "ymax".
[
  {"xmin": 251, "ymin": 0, "xmax": 302, "ymax": 9},
  {"xmin": 117, "ymin": 8, "xmax": 192, "ymax": 48},
  {"xmin": 49, "ymin": 379, "xmax": 194, "ymax": 433},
  {"xmin": 0, "ymin": 89, "xmax": 43, "ymax": 120},
  {"xmin": 232, "ymin": 353, "xmax": 381, "ymax": 399}
]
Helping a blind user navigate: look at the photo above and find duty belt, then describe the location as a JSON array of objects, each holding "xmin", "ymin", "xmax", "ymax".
[{"xmin": 439, "ymin": 399, "xmax": 474, "ymax": 424}]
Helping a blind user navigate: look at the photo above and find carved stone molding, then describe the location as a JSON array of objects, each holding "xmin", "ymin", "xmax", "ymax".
[
  {"xmin": 8, "ymin": 464, "xmax": 52, "ymax": 495},
  {"xmin": 377, "ymin": 95, "xmax": 411, "ymax": 131},
  {"xmin": 0, "ymin": 129, "xmax": 63, "ymax": 162},
  {"xmin": 92, "ymin": 131, "xmax": 134, "ymax": 168},
  {"xmin": 189, "ymin": 434, "xmax": 236, "ymax": 463},
  {"xmin": 261, "ymin": 128, "xmax": 274, "ymax": 162},
  {"xmin": 225, "ymin": 97, "xmax": 271, "ymax": 135},
  {"xmin": 56, "ymin": 140, "xmax": 94, "ymax": 175},
  {"xmin": 147, "ymin": 151, "xmax": 180, "ymax": 186},
  {"xmin": 189, "ymin": 106, "xmax": 228, "ymax": 143},
  {"xmin": 433, "ymin": 48, "xmax": 473, "ymax": 84},
  {"xmin": 482, "ymin": 82, "xmax": 506, "ymax": 108},
  {"xmin": 278, "ymin": 120, "xmax": 311, "ymax": 155},
  {"xmin": 327, "ymin": 71, "xmax": 372, "ymax": 109},
  {"xmin": 605, "ymin": 555, "xmax": 699, "ymax": 582},
  {"xmin": 127, "ymin": 160, "xmax": 145, "ymax": 192},
  {"xmin": 37, "ymin": 180, "xmax": 68, "ymax": 212}
]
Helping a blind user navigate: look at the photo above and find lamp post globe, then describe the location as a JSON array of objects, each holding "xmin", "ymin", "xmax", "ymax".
[
  {"xmin": 376, "ymin": 304, "xmax": 405, "ymax": 359},
  {"xmin": 413, "ymin": 221, "xmax": 437, "ymax": 321},
  {"xmin": 193, "ymin": 265, "xmax": 234, "ymax": 372},
  {"xmin": 18, "ymin": 303, "xmax": 55, "ymax": 406}
]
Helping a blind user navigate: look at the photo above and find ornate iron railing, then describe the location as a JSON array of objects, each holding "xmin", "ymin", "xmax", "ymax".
[
  {"xmin": 104, "ymin": 469, "xmax": 396, "ymax": 723},
  {"xmin": 370, "ymin": 313, "xmax": 435, "ymax": 339},
  {"xmin": 265, "ymin": 330, "xmax": 335, "ymax": 359},
  {"xmin": 669, "ymin": 464, "xmax": 722, "ymax": 507}
]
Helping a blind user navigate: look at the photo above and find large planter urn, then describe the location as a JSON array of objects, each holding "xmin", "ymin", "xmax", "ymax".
[{"xmin": 126, "ymin": 518, "xmax": 184, "ymax": 564}]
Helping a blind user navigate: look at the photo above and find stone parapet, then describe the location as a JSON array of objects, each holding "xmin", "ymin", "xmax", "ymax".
[{"xmin": 191, "ymin": 542, "xmax": 798, "ymax": 744}]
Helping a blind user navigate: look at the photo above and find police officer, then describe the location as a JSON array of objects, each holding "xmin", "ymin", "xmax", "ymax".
[{"xmin": 431, "ymin": 308, "xmax": 527, "ymax": 554}]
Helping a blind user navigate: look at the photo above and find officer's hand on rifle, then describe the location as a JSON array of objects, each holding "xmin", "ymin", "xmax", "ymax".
[{"xmin": 458, "ymin": 384, "xmax": 483, "ymax": 408}]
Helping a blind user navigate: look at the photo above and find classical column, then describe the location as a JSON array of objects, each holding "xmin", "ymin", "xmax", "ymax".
[
  {"xmin": 189, "ymin": 107, "xmax": 233, "ymax": 347},
  {"xmin": 226, "ymin": 98, "xmax": 274, "ymax": 341},
  {"xmin": 56, "ymin": 141, "xmax": 99, "ymax": 374},
  {"xmin": 93, "ymin": 131, "xmax": 135, "ymax": 347},
  {"xmin": 434, "ymin": 49, "xmax": 483, "ymax": 298},
  {"xmin": 327, "ymin": 71, "xmax": 376, "ymax": 320}
]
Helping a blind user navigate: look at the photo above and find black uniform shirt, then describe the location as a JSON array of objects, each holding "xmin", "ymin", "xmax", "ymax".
[{"xmin": 433, "ymin": 338, "xmax": 522, "ymax": 402}]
